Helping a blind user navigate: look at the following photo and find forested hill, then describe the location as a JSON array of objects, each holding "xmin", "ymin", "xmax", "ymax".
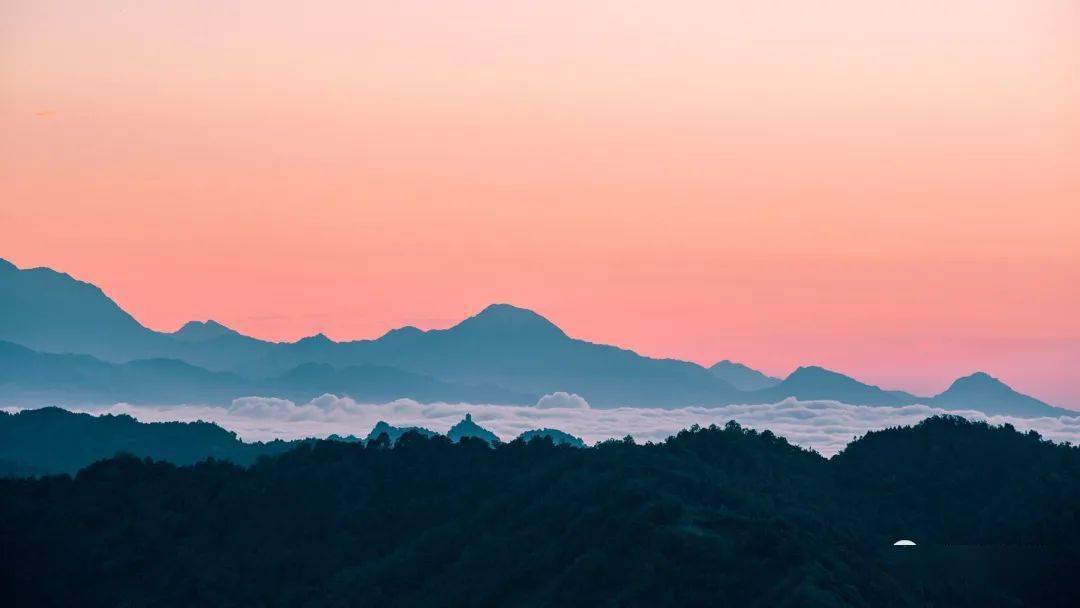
[
  {"xmin": 0, "ymin": 408, "xmax": 583, "ymax": 475},
  {"xmin": 1, "ymin": 416, "xmax": 1077, "ymax": 607},
  {"xmin": 0, "ymin": 408, "xmax": 296, "ymax": 474}
]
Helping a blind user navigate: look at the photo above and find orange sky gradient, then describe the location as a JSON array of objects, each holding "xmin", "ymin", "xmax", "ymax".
[{"xmin": 2, "ymin": 1, "xmax": 1078, "ymax": 407}]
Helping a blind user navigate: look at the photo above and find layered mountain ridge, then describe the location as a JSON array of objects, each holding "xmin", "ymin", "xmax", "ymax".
[{"xmin": 0, "ymin": 258, "xmax": 1068, "ymax": 416}]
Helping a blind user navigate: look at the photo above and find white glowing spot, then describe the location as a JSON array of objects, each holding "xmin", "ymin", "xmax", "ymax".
[{"xmin": 893, "ymin": 539, "xmax": 916, "ymax": 546}]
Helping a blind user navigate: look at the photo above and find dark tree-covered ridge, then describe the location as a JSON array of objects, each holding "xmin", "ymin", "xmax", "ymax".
[{"xmin": 0, "ymin": 415, "xmax": 1076, "ymax": 607}]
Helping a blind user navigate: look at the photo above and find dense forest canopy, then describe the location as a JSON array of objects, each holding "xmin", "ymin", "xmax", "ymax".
[{"xmin": 1, "ymin": 415, "xmax": 1077, "ymax": 606}]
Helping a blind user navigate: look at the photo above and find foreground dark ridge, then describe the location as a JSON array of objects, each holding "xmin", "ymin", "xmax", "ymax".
[
  {"xmin": 0, "ymin": 407, "xmax": 582, "ymax": 477},
  {"xmin": 0, "ymin": 258, "xmax": 1066, "ymax": 415},
  {"xmin": 1, "ymin": 416, "xmax": 1077, "ymax": 607}
]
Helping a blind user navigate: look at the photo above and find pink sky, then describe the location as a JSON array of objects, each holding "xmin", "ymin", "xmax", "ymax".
[{"xmin": 2, "ymin": 1, "xmax": 1078, "ymax": 407}]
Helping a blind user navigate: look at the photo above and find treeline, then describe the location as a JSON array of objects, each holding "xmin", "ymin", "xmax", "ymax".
[
  {"xmin": 0, "ymin": 408, "xmax": 584, "ymax": 476},
  {"xmin": 0, "ymin": 407, "xmax": 296, "ymax": 474},
  {"xmin": 0, "ymin": 416, "xmax": 1077, "ymax": 606}
]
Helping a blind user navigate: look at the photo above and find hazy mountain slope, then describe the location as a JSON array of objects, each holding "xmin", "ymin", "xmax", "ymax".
[
  {"xmin": 0, "ymin": 259, "xmax": 169, "ymax": 361},
  {"xmin": 743, "ymin": 365, "xmax": 919, "ymax": 406},
  {"xmin": 0, "ymin": 341, "xmax": 535, "ymax": 406},
  {"xmin": 169, "ymin": 320, "xmax": 240, "ymax": 342},
  {"xmin": 0, "ymin": 258, "xmax": 278, "ymax": 370},
  {"xmin": 1, "ymin": 261, "xmax": 735, "ymax": 406},
  {"xmin": 265, "ymin": 362, "xmax": 534, "ymax": 404},
  {"xmin": 1, "ymin": 258, "xmax": 1068, "ymax": 415},
  {"xmin": 708, "ymin": 360, "xmax": 781, "ymax": 391},
  {"xmin": 0, "ymin": 340, "xmax": 248, "ymax": 405},
  {"xmin": 930, "ymin": 372, "xmax": 1067, "ymax": 416},
  {"xmin": 244, "ymin": 304, "xmax": 741, "ymax": 407}
]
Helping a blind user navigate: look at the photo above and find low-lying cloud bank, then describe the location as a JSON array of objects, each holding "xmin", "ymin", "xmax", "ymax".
[{"xmin": 30, "ymin": 393, "xmax": 1079, "ymax": 457}]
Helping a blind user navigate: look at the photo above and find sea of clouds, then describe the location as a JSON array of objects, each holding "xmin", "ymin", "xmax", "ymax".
[{"xmin": 29, "ymin": 393, "xmax": 1080, "ymax": 457}]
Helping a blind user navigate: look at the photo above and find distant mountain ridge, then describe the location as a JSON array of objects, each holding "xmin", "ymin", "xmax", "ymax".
[
  {"xmin": 929, "ymin": 372, "xmax": 1061, "ymax": 417},
  {"xmin": 0, "ymin": 258, "xmax": 169, "ymax": 360},
  {"xmin": 746, "ymin": 365, "xmax": 919, "ymax": 407},
  {"xmin": 0, "ymin": 257, "xmax": 1068, "ymax": 416},
  {"xmin": 709, "ymin": 360, "xmax": 781, "ymax": 391},
  {"xmin": 0, "ymin": 340, "xmax": 533, "ymax": 407},
  {"xmin": 170, "ymin": 320, "xmax": 240, "ymax": 342}
]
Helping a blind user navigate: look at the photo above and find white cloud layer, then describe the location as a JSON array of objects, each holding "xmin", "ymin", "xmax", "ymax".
[
  {"xmin": 534, "ymin": 392, "xmax": 590, "ymax": 410},
  {"xmin": 16, "ymin": 394, "xmax": 1077, "ymax": 457}
]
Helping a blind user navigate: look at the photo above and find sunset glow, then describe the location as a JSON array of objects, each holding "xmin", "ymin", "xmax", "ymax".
[{"xmin": 2, "ymin": 1, "xmax": 1078, "ymax": 406}]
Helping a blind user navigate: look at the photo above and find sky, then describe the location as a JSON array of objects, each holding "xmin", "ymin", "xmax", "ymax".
[{"xmin": 2, "ymin": 1, "xmax": 1078, "ymax": 406}]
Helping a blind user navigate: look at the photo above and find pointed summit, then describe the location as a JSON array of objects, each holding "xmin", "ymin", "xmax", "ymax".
[
  {"xmin": 449, "ymin": 304, "xmax": 567, "ymax": 339},
  {"xmin": 939, "ymin": 372, "xmax": 1020, "ymax": 400},
  {"xmin": 785, "ymin": 365, "xmax": 852, "ymax": 384},
  {"xmin": 948, "ymin": 371, "xmax": 1002, "ymax": 389},
  {"xmin": 378, "ymin": 325, "xmax": 424, "ymax": 341},
  {"xmin": 932, "ymin": 372, "xmax": 1063, "ymax": 416},
  {"xmin": 294, "ymin": 332, "xmax": 334, "ymax": 346},
  {"xmin": 759, "ymin": 365, "xmax": 917, "ymax": 406},
  {"xmin": 447, "ymin": 413, "xmax": 501, "ymax": 445},
  {"xmin": 782, "ymin": 366, "xmax": 887, "ymax": 394},
  {"xmin": 171, "ymin": 320, "xmax": 239, "ymax": 342},
  {"xmin": 709, "ymin": 360, "xmax": 780, "ymax": 391}
]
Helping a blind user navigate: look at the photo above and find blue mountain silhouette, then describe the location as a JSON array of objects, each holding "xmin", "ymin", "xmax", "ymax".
[
  {"xmin": 748, "ymin": 365, "xmax": 919, "ymax": 406},
  {"xmin": 709, "ymin": 360, "xmax": 781, "ymax": 391},
  {"xmin": 447, "ymin": 413, "xmax": 501, "ymax": 445},
  {"xmin": 0, "ymin": 340, "xmax": 531, "ymax": 406},
  {"xmin": 930, "ymin": 372, "xmax": 1067, "ymax": 417},
  {"xmin": 0, "ymin": 257, "xmax": 1066, "ymax": 416},
  {"xmin": 170, "ymin": 320, "xmax": 240, "ymax": 342}
]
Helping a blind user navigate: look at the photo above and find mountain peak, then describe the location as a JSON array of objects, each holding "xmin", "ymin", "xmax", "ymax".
[
  {"xmin": 171, "ymin": 320, "xmax": 238, "ymax": 342},
  {"xmin": 451, "ymin": 304, "xmax": 566, "ymax": 338},
  {"xmin": 933, "ymin": 371, "xmax": 1062, "ymax": 416},
  {"xmin": 294, "ymin": 332, "xmax": 334, "ymax": 346},
  {"xmin": 447, "ymin": 413, "xmax": 501, "ymax": 444},
  {"xmin": 766, "ymin": 365, "xmax": 918, "ymax": 406},
  {"xmin": 786, "ymin": 365, "xmax": 849, "ymax": 383},
  {"xmin": 940, "ymin": 371, "xmax": 1018, "ymax": 398},
  {"xmin": 377, "ymin": 325, "xmax": 425, "ymax": 343},
  {"xmin": 0, "ymin": 256, "xmax": 156, "ymax": 361},
  {"xmin": 709, "ymin": 360, "xmax": 780, "ymax": 391},
  {"xmin": 949, "ymin": 371, "xmax": 1002, "ymax": 388}
]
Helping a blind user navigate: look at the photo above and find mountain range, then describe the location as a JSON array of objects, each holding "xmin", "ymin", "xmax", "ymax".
[{"xmin": 0, "ymin": 257, "xmax": 1068, "ymax": 417}]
